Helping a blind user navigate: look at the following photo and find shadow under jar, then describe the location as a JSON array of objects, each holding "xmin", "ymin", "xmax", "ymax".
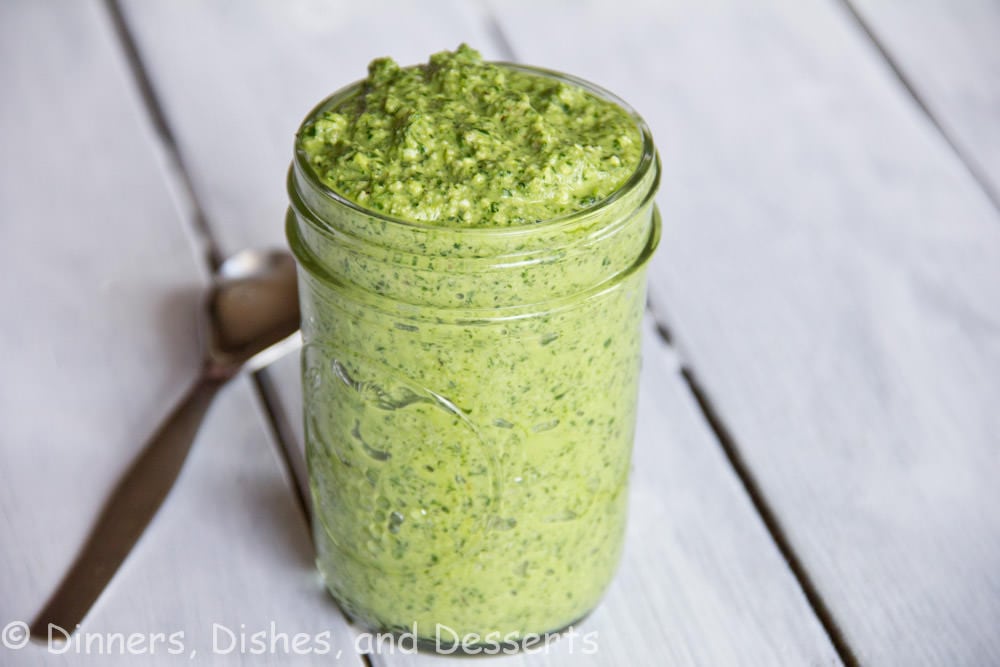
[{"xmin": 286, "ymin": 64, "xmax": 660, "ymax": 650}]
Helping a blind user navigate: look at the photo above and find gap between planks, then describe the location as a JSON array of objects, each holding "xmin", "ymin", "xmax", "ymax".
[
  {"xmin": 836, "ymin": 0, "xmax": 1000, "ymax": 214},
  {"xmin": 102, "ymin": 0, "xmax": 312, "ymax": 527},
  {"xmin": 647, "ymin": 305, "xmax": 860, "ymax": 667}
]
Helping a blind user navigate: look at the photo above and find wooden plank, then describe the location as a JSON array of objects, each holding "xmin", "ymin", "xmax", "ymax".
[
  {"xmin": 117, "ymin": 1, "xmax": 843, "ymax": 663},
  {"xmin": 848, "ymin": 0, "xmax": 1000, "ymax": 205},
  {"xmin": 0, "ymin": 1, "xmax": 360, "ymax": 664},
  {"xmin": 491, "ymin": 0, "xmax": 1000, "ymax": 664}
]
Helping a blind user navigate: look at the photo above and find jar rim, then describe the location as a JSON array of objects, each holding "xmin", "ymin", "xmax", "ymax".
[
  {"xmin": 292, "ymin": 61, "xmax": 658, "ymax": 238},
  {"xmin": 286, "ymin": 204, "xmax": 661, "ymax": 323}
]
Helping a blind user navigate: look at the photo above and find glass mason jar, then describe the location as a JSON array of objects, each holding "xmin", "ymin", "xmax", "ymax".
[{"xmin": 286, "ymin": 65, "xmax": 660, "ymax": 647}]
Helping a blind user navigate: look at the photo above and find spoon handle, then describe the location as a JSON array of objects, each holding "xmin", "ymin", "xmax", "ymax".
[{"xmin": 31, "ymin": 373, "xmax": 227, "ymax": 639}]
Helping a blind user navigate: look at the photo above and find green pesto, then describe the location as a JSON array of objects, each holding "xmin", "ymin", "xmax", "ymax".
[
  {"xmin": 298, "ymin": 44, "xmax": 642, "ymax": 226},
  {"xmin": 289, "ymin": 46, "xmax": 659, "ymax": 646}
]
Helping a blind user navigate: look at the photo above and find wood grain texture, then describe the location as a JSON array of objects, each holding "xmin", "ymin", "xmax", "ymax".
[
  {"xmin": 849, "ymin": 0, "xmax": 1000, "ymax": 205},
  {"xmin": 117, "ymin": 1, "xmax": 845, "ymax": 664},
  {"xmin": 491, "ymin": 0, "xmax": 1000, "ymax": 664},
  {"xmin": 0, "ymin": 1, "xmax": 360, "ymax": 664}
]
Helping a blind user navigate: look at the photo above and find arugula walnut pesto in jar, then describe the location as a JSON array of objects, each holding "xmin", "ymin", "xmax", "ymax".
[{"xmin": 286, "ymin": 45, "xmax": 660, "ymax": 649}]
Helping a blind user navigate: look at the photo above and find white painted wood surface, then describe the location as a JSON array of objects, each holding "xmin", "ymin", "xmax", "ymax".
[
  {"xmin": 0, "ymin": 1, "xmax": 360, "ymax": 664},
  {"xmin": 491, "ymin": 0, "xmax": 1000, "ymax": 664},
  {"xmin": 4, "ymin": 0, "xmax": 998, "ymax": 665},
  {"xmin": 850, "ymin": 0, "xmax": 1000, "ymax": 204}
]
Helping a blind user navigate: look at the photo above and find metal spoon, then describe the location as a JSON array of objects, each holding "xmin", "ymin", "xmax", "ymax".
[{"xmin": 31, "ymin": 249, "xmax": 301, "ymax": 639}]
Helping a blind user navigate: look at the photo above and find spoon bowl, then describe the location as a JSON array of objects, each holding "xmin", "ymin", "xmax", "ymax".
[{"xmin": 208, "ymin": 249, "xmax": 299, "ymax": 370}]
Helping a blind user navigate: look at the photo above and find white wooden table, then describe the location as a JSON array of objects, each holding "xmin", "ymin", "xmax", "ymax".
[{"xmin": 3, "ymin": 1, "xmax": 999, "ymax": 665}]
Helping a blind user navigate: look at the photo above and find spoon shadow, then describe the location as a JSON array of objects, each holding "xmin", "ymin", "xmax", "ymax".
[{"xmin": 31, "ymin": 249, "xmax": 301, "ymax": 639}]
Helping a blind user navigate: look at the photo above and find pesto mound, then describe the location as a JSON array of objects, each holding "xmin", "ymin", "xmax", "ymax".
[{"xmin": 298, "ymin": 44, "xmax": 642, "ymax": 227}]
